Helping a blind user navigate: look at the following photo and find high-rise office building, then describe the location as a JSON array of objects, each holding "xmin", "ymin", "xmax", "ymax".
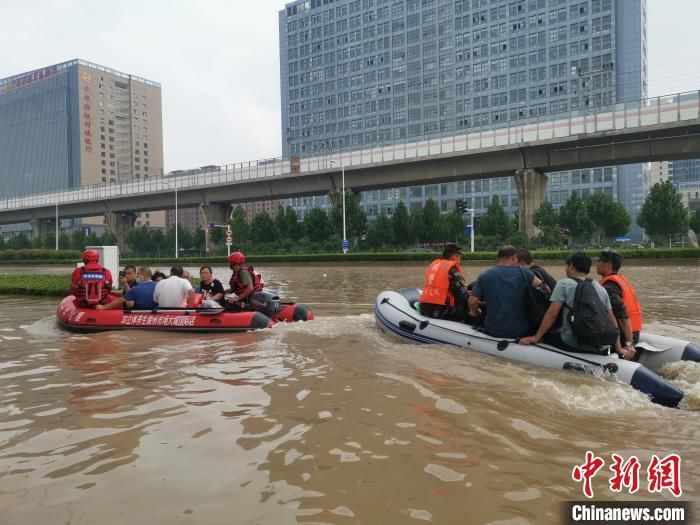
[
  {"xmin": 279, "ymin": 0, "xmax": 649, "ymax": 240},
  {"xmin": 0, "ymin": 59, "xmax": 165, "ymax": 234}
]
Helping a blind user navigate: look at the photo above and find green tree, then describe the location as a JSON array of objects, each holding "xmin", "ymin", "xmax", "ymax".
[
  {"xmin": 533, "ymin": 200, "xmax": 559, "ymax": 246},
  {"xmin": 690, "ymin": 208, "xmax": 700, "ymax": 235},
  {"xmin": 391, "ymin": 201, "xmax": 411, "ymax": 246},
  {"xmin": 585, "ymin": 192, "xmax": 631, "ymax": 244},
  {"xmin": 303, "ymin": 208, "xmax": 331, "ymax": 240},
  {"xmin": 422, "ymin": 198, "xmax": 444, "ymax": 242},
  {"xmin": 284, "ymin": 206, "xmax": 303, "ymax": 240},
  {"xmin": 331, "ymin": 189, "xmax": 367, "ymax": 240},
  {"xmin": 274, "ymin": 206, "xmax": 287, "ymax": 239},
  {"xmin": 0, "ymin": 235, "xmax": 4, "ymax": 250},
  {"xmin": 151, "ymin": 229, "xmax": 166, "ymax": 256},
  {"xmin": 41, "ymin": 232, "xmax": 56, "ymax": 249},
  {"xmin": 99, "ymin": 230, "xmax": 117, "ymax": 246},
  {"xmin": 559, "ymin": 192, "xmax": 594, "ymax": 245},
  {"xmin": 408, "ymin": 208, "xmax": 424, "ymax": 244},
  {"xmin": 479, "ymin": 195, "xmax": 512, "ymax": 241},
  {"xmin": 194, "ymin": 229, "xmax": 206, "ymax": 252},
  {"xmin": 8, "ymin": 233, "xmax": 31, "ymax": 249},
  {"xmin": 229, "ymin": 206, "xmax": 249, "ymax": 245},
  {"xmin": 250, "ymin": 211, "xmax": 276, "ymax": 243},
  {"xmin": 366, "ymin": 212, "xmax": 394, "ymax": 249},
  {"xmin": 443, "ymin": 210, "xmax": 466, "ymax": 243},
  {"xmin": 70, "ymin": 230, "xmax": 86, "ymax": 250},
  {"xmin": 637, "ymin": 180, "xmax": 690, "ymax": 242},
  {"xmin": 58, "ymin": 233, "xmax": 71, "ymax": 250}
]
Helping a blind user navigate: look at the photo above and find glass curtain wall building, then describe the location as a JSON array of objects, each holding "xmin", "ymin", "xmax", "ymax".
[
  {"xmin": 279, "ymin": 0, "xmax": 649, "ymax": 240},
  {"xmin": 0, "ymin": 59, "xmax": 164, "ymax": 236}
]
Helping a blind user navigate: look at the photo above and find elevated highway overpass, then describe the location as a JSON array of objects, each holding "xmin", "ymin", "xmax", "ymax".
[{"xmin": 2, "ymin": 90, "xmax": 700, "ymax": 246}]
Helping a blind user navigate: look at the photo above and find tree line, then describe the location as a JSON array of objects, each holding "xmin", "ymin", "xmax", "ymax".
[{"xmin": 2, "ymin": 180, "xmax": 698, "ymax": 256}]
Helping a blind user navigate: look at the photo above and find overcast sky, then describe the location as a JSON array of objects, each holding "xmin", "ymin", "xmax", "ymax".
[{"xmin": 1, "ymin": 0, "xmax": 699, "ymax": 171}]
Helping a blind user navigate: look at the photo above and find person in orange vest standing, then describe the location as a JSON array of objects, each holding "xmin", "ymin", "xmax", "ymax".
[
  {"xmin": 596, "ymin": 251, "xmax": 642, "ymax": 360},
  {"xmin": 419, "ymin": 243, "xmax": 469, "ymax": 322}
]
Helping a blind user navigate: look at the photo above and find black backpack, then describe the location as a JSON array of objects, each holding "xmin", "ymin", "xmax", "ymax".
[
  {"xmin": 568, "ymin": 278, "xmax": 619, "ymax": 348},
  {"xmin": 520, "ymin": 267, "xmax": 552, "ymax": 332}
]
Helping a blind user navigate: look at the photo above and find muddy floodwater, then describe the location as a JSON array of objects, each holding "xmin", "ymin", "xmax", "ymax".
[{"xmin": 0, "ymin": 263, "xmax": 698, "ymax": 524}]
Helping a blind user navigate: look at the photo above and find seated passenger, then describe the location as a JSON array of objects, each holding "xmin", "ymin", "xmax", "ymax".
[
  {"xmin": 198, "ymin": 265, "xmax": 225, "ymax": 305},
  {"xmin": 97, "ymin": 267, "xmax": 157, "ymax": 310},
  {"xmin": 419, "ymin": 243, "xmax": 469, "ymax": 322},
  {"xmin": 467, "ymin": 245, "xmax": 543, "ymax": 338},
  {"xmin": 520, "ymin": 252, "xmax": 630, "ymax": 358},
  {"xmin": 111, "ymin": 265, "xmax": 138, "ymax": 296},
  {"xmin": 154, "ymin": 265, "xmax": 195, "ymax": 308},
  {"xmin": 70, "ymin": 249, "xmax": 113, "ymax": 307},
  {"xmin": 516, "ymin": 248, "xmax": 557, "ymax": 291},
  {"xmin": 596, "ymin": 250, "xmax": 642, "ymax": 358}
]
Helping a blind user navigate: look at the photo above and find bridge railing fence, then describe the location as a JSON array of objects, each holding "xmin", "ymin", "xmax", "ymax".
[{"xmin": 1, "ymin": 90, "xmax": 699, "ymax": 213}]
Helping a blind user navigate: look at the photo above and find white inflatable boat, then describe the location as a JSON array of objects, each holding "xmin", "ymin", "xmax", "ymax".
[{"xmin": 375, "ymin": 289, "xmax": 700, "ymax": 408}]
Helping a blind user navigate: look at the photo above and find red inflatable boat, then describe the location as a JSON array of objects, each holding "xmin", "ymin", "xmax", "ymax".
[{"xmin": 57, "ymin": 291, "xmax": 314, "ymax": 333}]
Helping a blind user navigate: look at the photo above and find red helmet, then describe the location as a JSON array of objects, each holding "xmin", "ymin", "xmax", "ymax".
[
  {"xmin": 228, "ymin": 252, "xmax": 246, "ymax": 265},
  {"xmin": 82, "ymin": 249, "xmax": 100, "ymax": 264}
]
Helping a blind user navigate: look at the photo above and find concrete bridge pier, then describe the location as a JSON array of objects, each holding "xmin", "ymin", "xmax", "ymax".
[
  {"xmin": 200, "ymin": 203, "xmax": 231, "ymax": 228},
  {"xmin": 514, "ymin": 169, "xmax": 547, "ymax": 238},
  {"xmin": 30, "ymin": 218, "xmax": 54, "ymax": 242},
  {"xmin": 106, "ymin": 212, "xmax": 137, "ymax": 253}
]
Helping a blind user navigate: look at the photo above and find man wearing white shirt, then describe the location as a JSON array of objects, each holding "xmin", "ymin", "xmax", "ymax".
[{"xmin": 154, "ymin": 265, "xmax": 195, "ymax": 308}]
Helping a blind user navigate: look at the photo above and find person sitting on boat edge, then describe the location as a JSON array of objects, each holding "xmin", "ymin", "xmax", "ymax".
[
  {"xmin": 225, "ymin": 252, "xmax": 264, "ymax": 310},
  {"xmin": 468, "ymin": 245, "xmax": 543, "ymax": 338},
  {"xmin": 596, "ymin": 250, "xmax": 642, "ymax": 359},
  {"xmin": 520, "ymin": 252, "xmax": 632, "ymax": 359},
  {"xmin": 111, "ymin": 265, "xmax": 138, "ymax": 297},
  {"xmin": 96, "ymin": 267, "xmax": 157, "ymax": 311},
  {"xmin": 198, "ymin": 265, "xmax": 225, "ymax": 305},
  {"xmin": 70, "ymin": 249, "xmax": 113, "ymax": 307},
  {"xmin": 154, "ymin": 265, "xmax": 195, "ymax": 308},
  {"xmin": 516, "ymin": 248, "xmax": 557, "ymax": 291},
  {"xmin": 418, "ymin": 243, "xmax": 469, "ymax": 323}
]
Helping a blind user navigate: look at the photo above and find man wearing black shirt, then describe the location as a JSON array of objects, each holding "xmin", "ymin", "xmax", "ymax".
[{"xmin": 516, "ymin": 248, "xmax": 557, "ymax": 291}]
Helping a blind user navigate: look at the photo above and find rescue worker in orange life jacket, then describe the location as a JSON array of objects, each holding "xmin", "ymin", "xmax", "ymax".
[
  {"xmin": 418, "ymin": 243, "xmax": 469, "ymax": 322},
  {"xmin": 225, "ymin": 252, "xmax": 263, "ymax": 309},
  {"xmin": 596, "ymin": 250, "xmax": 643, "ymax": 360},
  {"xmin": 70, "ymin": 249, "xmax": 113, "ymax": 307}
]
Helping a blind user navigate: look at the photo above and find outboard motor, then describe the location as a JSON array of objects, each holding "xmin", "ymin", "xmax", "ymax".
[{"xmin": 250, "ymin": 291, "xmax": 281, "ymax": 317}]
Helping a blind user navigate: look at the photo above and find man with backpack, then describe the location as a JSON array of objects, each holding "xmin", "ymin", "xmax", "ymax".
[{"xmin": 520, "ymin": 252, "xmax": 631, "ymax": 359}]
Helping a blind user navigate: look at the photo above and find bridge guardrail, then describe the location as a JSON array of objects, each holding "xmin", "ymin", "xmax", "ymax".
[{"xmin": 1, "ymin": 90, "xmax": 698, "ymax": 212}]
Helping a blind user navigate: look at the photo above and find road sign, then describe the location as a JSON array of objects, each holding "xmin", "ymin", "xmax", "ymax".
[
  {"xmin": 464, "ymin": 225, "xmax": 473, "ymax": 237},
  {"xmin": 208, "ymin": 222, "xmax": 215, "ymax": 230},
  {"xmin": 342, "ymin": 239, "xmax": 349, "ymax": 253},
  {"xmin": 82, "ymin": 226, "xmax": 91, "ymax": 236},
  {"xmin": 615, "ymin": 236, "xmax": 631, "ymax": 242}
]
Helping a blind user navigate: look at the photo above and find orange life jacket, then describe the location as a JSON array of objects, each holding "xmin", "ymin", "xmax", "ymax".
[
  {"xmin": 229, "ymin": 266, "xmax": 264, "ymax": 296},
  {"xmin": 419, "ymin": 259, "xmax": 463, "ymax": 307},
  {"xmin": 600, "ymin": 273, "xmax": 643, "ymax": 332}
]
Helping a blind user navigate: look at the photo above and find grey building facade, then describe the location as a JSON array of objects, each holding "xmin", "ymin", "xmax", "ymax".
[{"xmin": 279, "ymin": 0, "xmax": 648, "ymax": 240}]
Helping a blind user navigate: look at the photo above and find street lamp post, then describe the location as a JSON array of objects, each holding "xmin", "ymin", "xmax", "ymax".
[
  {"xmin": 466, "ymin": 207, "xmax": 475, "ymax": 253},
  {"xmin": 174, "ymin": 184, "xmax": 178, "ymax": 259},
  {"xmin": 330, "ymin": 159, "xmax": 347, "ymax": 253},
  {"xmin": 55, "ymin": 203, "xmax": 59, "ymax": 251},
  {"xmin": 456, "ymin": 199, "xmax": 475, "ymax": 253}
]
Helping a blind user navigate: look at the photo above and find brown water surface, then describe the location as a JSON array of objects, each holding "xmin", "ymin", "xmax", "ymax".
[{"xmin": 0, "ymin": 263, "xmax": 698, "ymax": 524}]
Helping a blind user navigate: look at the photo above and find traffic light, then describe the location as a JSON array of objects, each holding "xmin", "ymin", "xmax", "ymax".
[{"xmin": 456, "ymin": 199, "xmax": 468, "ymax": 215}]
